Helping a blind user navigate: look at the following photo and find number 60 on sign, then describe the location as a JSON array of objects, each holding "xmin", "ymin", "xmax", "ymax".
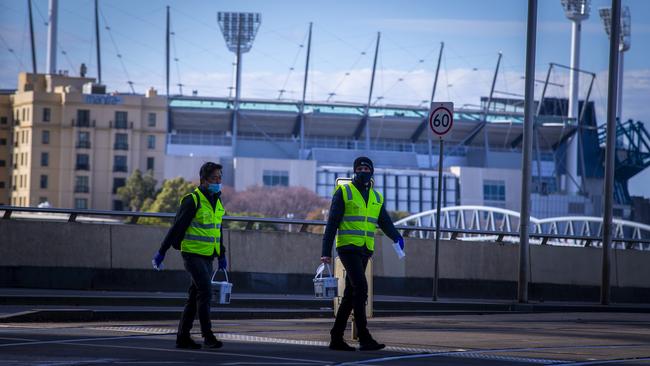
[{"xmin": 429, "ymin": 102, "xmax": 454, "ymax": 137}]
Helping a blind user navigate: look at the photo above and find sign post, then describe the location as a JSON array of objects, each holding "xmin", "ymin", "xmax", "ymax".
[{"xmin": 429, "ymin": 102, "xmax": 453, "ymax": 301}]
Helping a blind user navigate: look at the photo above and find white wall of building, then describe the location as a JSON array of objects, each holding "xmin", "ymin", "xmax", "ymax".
[
  {"xmin": 450, "ymin": 166, "xmax": 522, "ymax": 211},
  {"xmin": 233, "ymin": 157, "xmax": 316, "ymax": 192}
]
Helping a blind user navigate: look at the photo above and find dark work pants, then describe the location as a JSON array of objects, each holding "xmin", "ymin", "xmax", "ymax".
[
  {"xmin": 331, "ymin": 250, "xmax": 371, "ymax": 342},
  {"xmin": 178, "ymin": 252, "xmax": 214, "ymax": 338}
]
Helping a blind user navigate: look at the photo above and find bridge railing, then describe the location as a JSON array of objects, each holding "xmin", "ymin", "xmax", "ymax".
[{"xmin": 2, "ymin": 205, "xmax": 650, "ymax": 250}]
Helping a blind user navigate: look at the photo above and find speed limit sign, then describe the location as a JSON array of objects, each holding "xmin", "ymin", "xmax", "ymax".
[{"xmin": 429, "ymin": 102, "xmax": 454, "ymax": 137}]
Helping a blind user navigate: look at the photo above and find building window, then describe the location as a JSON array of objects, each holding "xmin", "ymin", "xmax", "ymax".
[
  {"xmin": 42, "ymin": 130, "xmax": 50, "ymax": 144},
  {"xmin": 77, "ymin": 131, "xmax": 91, "ymax": 149},
  {"xmin": 43, "ymin": 108, "xmax": 51, "ymax": 122},
  {"xmin": 147, "ymin": 113, "xmax": 156, "ymax": 127},
  {"xmin": 147, "ymin": 135, "xmax": 156, "ymax": 149},
  {"xmin": 76, "ymin": 154, "xmax": 90, "ymax": 170},
  {"xmin": 40, "ymin": 174, "xmax": 48, "ymax": 189},
  {"xmin": 263, "ymin": 170, "xmax": 289, "ymax": 187},
  {"xmin": 0, "ymin": 116, "xmax": 7, "ymax": 125},
  {"xmin": 114, "ymin": 111, "xmax": 128, "ymax": 129},
  {"xmin": 74, "ymin": 198, "xmax": 88, "ymax": 209},
  {"xmin": 0, "ymin": 182, "xmax": 5, "ymax": 189},
  {"xmin": 483, "ymin": 180, "xmax": 506, "ymax": 202},
  {"xmin": 41, "ymin": 152, "xmax": 49, "ymax": 167},
  {"xmin": 146, "ymin": 157, "xmax": 155, "ymax": 171},
  {"xmin": 113, "ymin": 155, "xmax": 127, "ymax": 172},
  {"xmin": 0, "ymin": 138, "xmax": 7, "ymax": 145},
  {"xmin": 113, "ymin": 178, "xmax": 126, "ymax": 194},
  {"xmin": 0, "ymin": 160, "xmax": 4, "ymax": 167},
  {"xmin": 114, "ymin": 133, "xmax": 128, "ymax": 150},
  {"xmin": 113, "ymin": 199, "xmax": 124, "ymax": 211},
  {"xmin": 76, "ymin": 109, "xmax": 90, "ymax": 127},
  {"xmin": 75, "ymin": 176, "xmax": 89, "ymax": 193}
]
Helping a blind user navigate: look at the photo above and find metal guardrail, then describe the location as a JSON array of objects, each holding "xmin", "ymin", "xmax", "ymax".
[{"xmin": 2, "ymin": 205, "xmax": 649, "ymax": 248}]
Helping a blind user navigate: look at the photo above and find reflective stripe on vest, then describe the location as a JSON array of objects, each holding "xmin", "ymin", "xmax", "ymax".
[
  {"xmin": 336, "ymin": 183, "xmax": 383, "ymax": 251},
  {"xmin": 180, "ymin": 188, "xmax": 224, "ymax": 256}
]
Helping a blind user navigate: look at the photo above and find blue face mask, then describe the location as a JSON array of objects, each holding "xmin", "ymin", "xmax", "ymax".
[{"xmin": 208, "ymin": 183, "xmax": 221, "ymax": 194}]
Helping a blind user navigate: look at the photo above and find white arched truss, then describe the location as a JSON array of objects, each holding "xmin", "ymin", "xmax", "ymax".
[{"xmin": 395, "ymin": 206, "xmax": 650, "ymax": 250}]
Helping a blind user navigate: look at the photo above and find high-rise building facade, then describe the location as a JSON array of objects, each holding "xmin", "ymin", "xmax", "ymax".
[{"xmin": 0, "ymin": 73, "xmax": 167, "ymax": 210}]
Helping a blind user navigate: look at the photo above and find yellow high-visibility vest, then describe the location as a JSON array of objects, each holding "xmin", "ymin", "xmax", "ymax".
[
  {"xmin": 335, "ymin": 183, "xmax": 383, "ymax": 251},
  {"xmin": 180, "ymin": 188, "xmax": 224, "ymax": 256}
]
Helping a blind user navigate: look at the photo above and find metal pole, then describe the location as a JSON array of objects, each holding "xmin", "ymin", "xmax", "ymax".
[
  {"xmin": 46, "ymin": 0, "xmax": 58, "ymax": 74},
  {"xmin": 428, "ymin": 42, "xmax": 444, "ymax": 169},
  {"xmin": 518, "ymin": 0, "xmax": 537, "ymax": 304},
  {"xmin": 535, "ymin": 64, "xmax": 553, "ymax": 117},
  {"xmin": 28, "ymin": 0, "xmax": 37, "ymax": 74},
  {"xmin": 616, "ymin": 51, "xmax": 624, "ymax": 121},
  {"xmin": 95, "ymin": 0, "xmax": 101, "ymax": 84},
  {"xmin": 433, "ymin": 138, "xmax": 444, "ymax": 301},
  {"xmin": 233, "ymin": 14, "xmax": 244, "ymax": 156},
  {"xmin": 300, "ymin": 22, "xmax": 313, "ymax": 159},
  {"xmin": 364, "ymin": 32, "xmax": 381, "ymax": 151},
  {"xmin": 566, "ymin": 17, "xmax": 582, "ymax": 194},
  {"xmin": 165, "ymin": 6, "xmax": 169, "ymax": 97},
  {"xmin": 482, "ymin": 52, "xmax": 502, "ymax": 157},
  {"xmin": 601, "ymin": 0, "xmax": 621, "ymax": 306}
]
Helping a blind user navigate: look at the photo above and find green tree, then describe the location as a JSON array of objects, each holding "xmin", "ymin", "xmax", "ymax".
[
  {"xmin": 139, "ymin": 177, "xmax": 195, "ymax": 225},
  {"xmin": 117, "ymin": 169, "xmax": 157, "ymax": 211}
]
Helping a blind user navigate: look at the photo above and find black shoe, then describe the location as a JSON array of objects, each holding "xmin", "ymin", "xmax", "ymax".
[
  {"xmin": 329, "ymin": 338, "xmax": 355, "ymax": 351},
  {"xmin": 359, "ymin": 339, "xmax": 385, "ymax": 351},
  {"xmin": 176, "ymin": 335, "xmax": 201, "ymax": 349},
  {"xmin": 204, "ymin": 335, "xmax": 223, "ymax": 349}
]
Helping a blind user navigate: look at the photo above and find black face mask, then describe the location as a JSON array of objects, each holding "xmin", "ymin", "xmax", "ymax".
[{"xmin": 354, "ymin": 171, "xmax": 372, "ymax": 186}]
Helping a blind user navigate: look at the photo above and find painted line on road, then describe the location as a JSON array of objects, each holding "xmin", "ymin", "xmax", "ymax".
[
  {"xmin": 61, "ymin": 342, "xmax": 332, "ymax": 364},
  {"xmin": 551, "ymin": 357, "xmax": 650, "ymax": 365},
  {"xmin": 334, "ymin": 343, "xmax": 650, "ymax": 365}
]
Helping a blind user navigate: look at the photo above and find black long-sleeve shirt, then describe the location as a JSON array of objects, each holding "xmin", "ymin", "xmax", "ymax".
[
  {"xmin": 158, "ymin": 186, "xmax": 226, "ymax": 259},
  {"xmin": 321, "ymin": 181, "xmax": 401, "ymax": 258}
]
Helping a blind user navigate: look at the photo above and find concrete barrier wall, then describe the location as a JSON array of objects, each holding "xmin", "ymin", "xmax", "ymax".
[{"xmin": 2, "ymin": 220, "xmax": 650, "ymax": 292}]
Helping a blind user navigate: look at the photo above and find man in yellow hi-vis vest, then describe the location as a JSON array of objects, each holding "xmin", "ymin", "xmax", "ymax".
[
  {"xmin": 321, "ymin": 157, "xmax": 405, "ymax": 351},
  {"xmin": 151, "ymin": 162, "xmax": 227, "ymax": 349}
]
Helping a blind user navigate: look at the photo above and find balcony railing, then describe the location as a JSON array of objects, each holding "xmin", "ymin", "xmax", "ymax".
[
  {"xmin": 71, "ymin": 119, "xmax": 96, "ymax": 128},
  {"xmin": 75, "ymin": 164, "xmax": 90, "ymax": 171},
  {"xmin": 113, "ymin": 143, "xmax": 129, "ymax": 150},
  {"xmin": 113, "ymin": 165, "xmax": 128, "ymax": 172},
  {"xmin": 74, "ymin": 186, "xmax": 89, "ymax": 193},
  {"xmin": 110, "ymin": 120, "xmax": 132, "ymax": 129},
  {"xmin": 76, "ymin": 141, "xmax": 91, "ymax": 149}
]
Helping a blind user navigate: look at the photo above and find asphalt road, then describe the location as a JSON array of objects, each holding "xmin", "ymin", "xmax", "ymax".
[{"xmin": 1, "ymin": 312, "xmax": 650, "ymax": 365}]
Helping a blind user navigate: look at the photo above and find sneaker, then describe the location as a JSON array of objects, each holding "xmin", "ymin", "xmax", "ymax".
[
  {"xmin": 176, "ymin": 335, "xmax": 201, "ymax": 349},
  {"xmin": 329, "ymin": 338, "xmax": 355, "ymax": 351},
  {"xmin": 359, "ymin": 339, "xmax": 385, "ymax": 351},
  {"xmin": 204, "ymin": 334, "xmax": 223, "ymax": 349}
]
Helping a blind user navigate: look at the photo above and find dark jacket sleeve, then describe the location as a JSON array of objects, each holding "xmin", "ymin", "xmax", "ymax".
[
  {"xmin": 218, "ymin": 226, "xmax": 226, "ymax": 259},
  {"xmin": 377, "ymin": 203, "xmax": 401, "ymax": 242},
  {"xmin": 321, "ymin": 188, "xmax": 345, "ymax": 257},
  {"xmin": 158, "ymin": 194, "xmax": 196, "ymax": 254}
]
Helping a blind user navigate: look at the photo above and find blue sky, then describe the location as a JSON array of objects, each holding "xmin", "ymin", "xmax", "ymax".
[{"xmin": 1, "ymin": 0, "xmax": 649, "ymax": 198}]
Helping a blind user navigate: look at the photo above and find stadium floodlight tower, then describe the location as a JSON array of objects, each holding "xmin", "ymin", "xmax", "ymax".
[
  {"xmin": 561, "ymin": 0, "xmax": 590, "ymax": 194},
  {"xmin": 217, "ymin": 12, "xmax": 261, "ymax": 154},
  {"xmin": 599, "ymin": 6, "xmax": 631, "ymax": 121}
]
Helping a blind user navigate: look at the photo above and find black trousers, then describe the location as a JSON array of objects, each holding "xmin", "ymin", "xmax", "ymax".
[
  {"xmin": 178, "ymin": 252, "xmax": 214, "ymax": 338},
  {"xmin": 331, "ymin": 250, "xmax": 372, "ymax": 342}
]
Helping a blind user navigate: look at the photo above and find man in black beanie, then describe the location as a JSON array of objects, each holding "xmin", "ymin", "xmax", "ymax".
[{"xmin": 321, "ymin": 156, "xmax": 405, "ymax": 351}]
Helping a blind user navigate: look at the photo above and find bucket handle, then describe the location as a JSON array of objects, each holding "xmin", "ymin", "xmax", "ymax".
[
  {"xmin": 211, "ymin": 268, "xmax": 229, "ymax": 283},
  {"xmin": 315, "ymin": 263, "xmax": 333, "ymax": 279}
]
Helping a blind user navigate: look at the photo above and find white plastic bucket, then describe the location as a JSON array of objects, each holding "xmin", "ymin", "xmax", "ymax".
[
  {"xmin": 211, "ymin": 268, "xmax": 233, "ymax": 304},
  {"xmin": 313, "ymin": 263, "xmax": 338, "ymax": 299}
]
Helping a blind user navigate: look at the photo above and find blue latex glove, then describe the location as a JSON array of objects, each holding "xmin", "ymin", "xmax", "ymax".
[
  {"xmin": 218, "ymin": 257, "xmax": 228, "ymax": 270},
  {"xmin": 395, "ymin": 236, "xmax": 405, "ymax": 250},
  {"xmin": 152, "ymin": 251, "xmax": 165, "ymax": 271}
]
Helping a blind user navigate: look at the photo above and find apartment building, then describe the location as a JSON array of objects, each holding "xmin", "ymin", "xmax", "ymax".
[{"xmin": 2, "ymin": 72, "xmax": 167, "ymax": 210}]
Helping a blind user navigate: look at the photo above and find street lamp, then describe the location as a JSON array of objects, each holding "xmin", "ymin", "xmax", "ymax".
[
  {"xmin": 599, "ymin": 6, "xmax": 631, "ymax": 121},
  {"xmin": 560, "ymin": 0, "xmax": 590, "ymax": 194},
  {"xmin": 217, "ymin": 12, "xmax": 261, "ymax": 155}
]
